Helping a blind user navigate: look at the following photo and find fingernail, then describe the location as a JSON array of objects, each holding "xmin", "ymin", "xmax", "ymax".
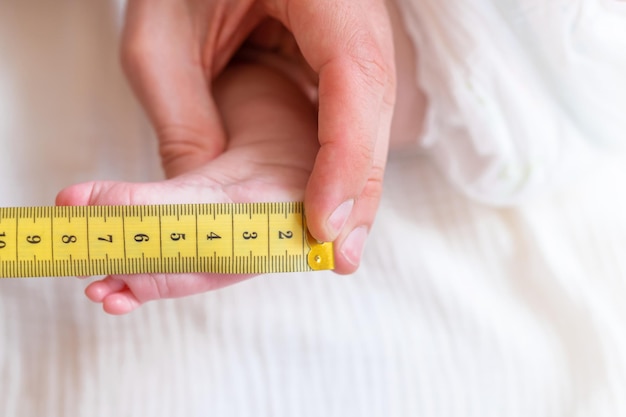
[
  {"xmin": 341, "ymin": 226, "xmax": 368, "ymax": 267},
  {"xmin": 327, "ymin": 199, "xmax": 354, "ymax": 238}
]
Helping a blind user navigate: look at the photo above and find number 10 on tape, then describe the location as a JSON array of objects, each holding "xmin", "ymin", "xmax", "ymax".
[{"xmin": 0, "ymin": 202, "xmax": 334, "ymax": 278}]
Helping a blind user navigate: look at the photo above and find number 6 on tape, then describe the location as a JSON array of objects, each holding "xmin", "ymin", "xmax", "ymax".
[{"xmin": 0, "ymin": 202, "xmax": 334, "ymax": 278}]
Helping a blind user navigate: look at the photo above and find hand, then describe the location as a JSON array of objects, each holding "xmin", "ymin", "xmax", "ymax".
[
  {"xmin": 57, "ymin": 63, "xmax": 321, "ymax": 314},
  {"xmin": 120, "ymin": 0, "xmax": 397, "ymax": 268}
]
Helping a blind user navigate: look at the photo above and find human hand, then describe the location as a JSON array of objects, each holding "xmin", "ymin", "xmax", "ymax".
[
  {"xmin": 57, "ymin": 62, "xmax": 321, "ymax": 314},
  {"xmin": 120, "ymin": 0, "xmax": 397, "ymax": 270}
]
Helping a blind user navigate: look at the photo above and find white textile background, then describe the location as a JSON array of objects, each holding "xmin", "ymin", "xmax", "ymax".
[{"xmin": 1, "ymin": 1, "xmax": 626, "ymax": 416}]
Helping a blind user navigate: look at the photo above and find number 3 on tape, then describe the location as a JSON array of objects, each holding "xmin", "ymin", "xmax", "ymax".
[{"xmin": 0, "ymin": 202, "xmax": 334, "ymax": 278}]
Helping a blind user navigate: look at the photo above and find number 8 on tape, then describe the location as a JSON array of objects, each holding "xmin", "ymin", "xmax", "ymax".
[{"xmin": 0, "ymin": 202, "xmax": 334, "ymax": 278}]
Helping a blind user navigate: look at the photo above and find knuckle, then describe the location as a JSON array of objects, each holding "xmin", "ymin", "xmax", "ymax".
[
  {"xmin": 354, "ymin": 140, "xmax": 376, "ymax": 169},
  {"xmin": 120, "ymin": 32, "xmax": 150, "ymax": 74},
  {"xmin": 156, "ymin": 125, "xmax": 215, "ymax": 171},
  {"xmin": 345, "ymin": 30, "xmax": 392, "ymax": 93},
  {"xmin": 362, "ymin": 164, "xmax": 385, "ymax": 200},
  {"xmin": 120, "ymin": 24, "xmax": 168, "ymax": 75},
  {"xmin": 152, "ymin": 275, "xmax": 172, "ymax": 300}
]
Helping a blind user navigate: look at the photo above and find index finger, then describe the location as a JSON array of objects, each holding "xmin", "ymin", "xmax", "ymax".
[
  {"xmin": 268, "ymin": 0, "xmax": 397, "ymax": 271},
  {"xmin": 121, "ymin": 0, "xmax": 227, "ymax": 177}
]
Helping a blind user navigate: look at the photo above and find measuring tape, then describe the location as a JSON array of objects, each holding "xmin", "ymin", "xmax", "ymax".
[{"xmin": 0, "ymin": 202, "xmax": 334, "ymax": 278}]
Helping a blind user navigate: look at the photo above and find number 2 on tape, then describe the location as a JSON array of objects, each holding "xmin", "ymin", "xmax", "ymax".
[{"xmin": 0, "ymin": 202, "xmax": 334, "ymax": 278}]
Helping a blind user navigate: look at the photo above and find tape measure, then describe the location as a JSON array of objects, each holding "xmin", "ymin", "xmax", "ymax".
[{"xmin": 0, "ymin": 202, "xmax": 334, "ymax": 278}]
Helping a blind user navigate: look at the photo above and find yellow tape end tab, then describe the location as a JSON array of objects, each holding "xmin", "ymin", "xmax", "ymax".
[{"xmin": 306, "ymin": 232, "xmax": 334, "ymax": 271}]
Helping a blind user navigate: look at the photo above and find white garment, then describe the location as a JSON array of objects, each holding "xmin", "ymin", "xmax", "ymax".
[
  {"xmin": 395, "ymin": 0, "xmax": 626, "ymax": 204},
  {"xmin": 1, "ymin": 1, "xmax": 626, "ymax": 417}
]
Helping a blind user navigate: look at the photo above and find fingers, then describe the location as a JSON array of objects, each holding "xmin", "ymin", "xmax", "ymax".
[
  {"xmin": 85, "ymin": 274, "xmax": 250, "ymax": 315},
  {"xmin": 84, "ymin": 278, "xmax": 140, "ymax": 315},
  {"xmin": 268, "ymin": 0, "xmax": 397, "ymax": 272},
  {"xmin": 121, "ymin": 0, "xmax": 227, "ymax": 177}
]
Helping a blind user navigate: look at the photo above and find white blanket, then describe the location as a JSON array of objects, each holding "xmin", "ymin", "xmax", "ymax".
[{"xmin": 1, "ymin": 1, "xmax": 625, "ymax": 416}]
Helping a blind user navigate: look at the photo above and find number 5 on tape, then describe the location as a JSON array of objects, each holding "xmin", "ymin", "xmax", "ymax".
[{"xmin": 0, "ymin": 202, "xmax": 334, "ymax": 278}]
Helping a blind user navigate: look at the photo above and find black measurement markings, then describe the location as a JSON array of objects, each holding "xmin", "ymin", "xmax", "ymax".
[
  {"xmin": 158, "ymin": 208, "xmax": 163, "ymax": 260},
  {"xmin": 0, "ymin": 202, "xmax": 321, "ymax": 276}
]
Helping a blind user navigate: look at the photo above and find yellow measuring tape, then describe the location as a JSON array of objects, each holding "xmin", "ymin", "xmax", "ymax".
[{"xmin": 0, "ymin": 202, "xmax": 334, "ymax": 278}]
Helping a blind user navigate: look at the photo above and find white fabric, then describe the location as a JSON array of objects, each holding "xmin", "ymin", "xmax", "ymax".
[
  {"xmin": 395, "ymin": 0, "xmax": 626, "ymax": 204},
  {"xmin": 1, "ymin": 1, "xmax": 626, "ymax": 416}
]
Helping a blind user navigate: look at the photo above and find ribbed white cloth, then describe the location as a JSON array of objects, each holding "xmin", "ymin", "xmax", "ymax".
[{"xmin": 1, "ymin": 1, "xmax": 626, "ymax": 416}]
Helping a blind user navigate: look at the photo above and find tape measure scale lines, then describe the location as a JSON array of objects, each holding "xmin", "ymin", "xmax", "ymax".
[{"xmin": 0, "ymin": 202, "xmax": 334, "ymax": 278}]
